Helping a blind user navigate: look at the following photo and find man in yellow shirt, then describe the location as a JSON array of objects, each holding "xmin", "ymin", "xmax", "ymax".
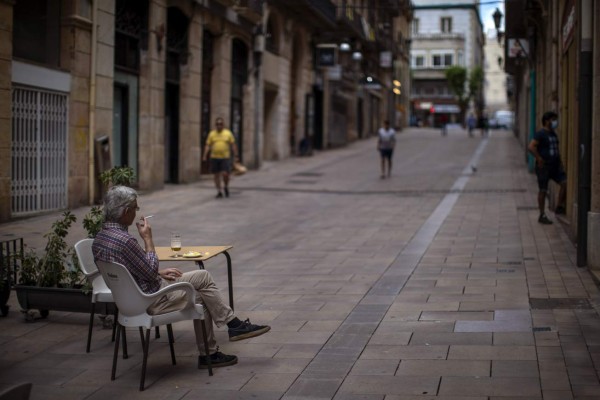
[{"xmin": 203, "ymin": 117, "xmax": 238, "ymax": 198}]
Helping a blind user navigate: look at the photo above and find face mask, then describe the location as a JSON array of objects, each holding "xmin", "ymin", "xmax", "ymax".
[{"xmin": 550, "ymin": 120, "xmax": 558, "ymax": 129}]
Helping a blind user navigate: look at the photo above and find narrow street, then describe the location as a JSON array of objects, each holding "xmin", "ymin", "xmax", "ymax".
[{"xmin": 2, "ymin": 127, "xmax": 600, "ymax": 399}]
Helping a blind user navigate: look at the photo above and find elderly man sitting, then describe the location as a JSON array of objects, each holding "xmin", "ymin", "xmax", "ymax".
[{"xmin": 92, "ymin": 185, "xmax": 270, "ymax": 368}]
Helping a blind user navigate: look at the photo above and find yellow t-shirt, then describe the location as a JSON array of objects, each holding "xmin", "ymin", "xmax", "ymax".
[{"xmin": 206, "ymin": 129, "xmax": 235, "ymax": 159}]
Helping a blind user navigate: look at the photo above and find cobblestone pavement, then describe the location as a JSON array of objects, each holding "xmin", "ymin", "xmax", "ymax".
[{"xmin": 2, "ymin": 127, "xmax": 600, "ymax": 399}]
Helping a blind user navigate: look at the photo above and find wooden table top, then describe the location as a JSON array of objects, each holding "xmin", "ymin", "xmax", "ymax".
[{"xmin": 155, "ymin": 246, "xmax": 232, "ymax": 262}]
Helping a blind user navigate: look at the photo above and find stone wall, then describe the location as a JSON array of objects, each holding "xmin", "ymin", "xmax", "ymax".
[{"xmin": 0, "ymin": 1, "xmax": 12, "ymax": 221}]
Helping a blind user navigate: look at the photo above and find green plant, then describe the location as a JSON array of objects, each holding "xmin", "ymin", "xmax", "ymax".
[
  {"xmin": 99, "ymin": 166, "xmax": 135, "ymax": 187},
  {"xmin": 445, "ymin": 65, "xmax": 484, "ymax": 125},
  {"xmin": 82, "ymin": 206, "xmax": 104, "ymax": 239},
  {"xmin": 18, "ymin": 211, "xmax": 85, "ymax": 288},
  {"xmin": 83, "ymin": 166, "xmax": 136, "ymax": 238}
]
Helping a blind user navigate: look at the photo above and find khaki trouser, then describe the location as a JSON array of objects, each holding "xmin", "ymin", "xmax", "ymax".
[{"xmin": 148, "ymin": 270, "xmax": 235, "ymax": 355}]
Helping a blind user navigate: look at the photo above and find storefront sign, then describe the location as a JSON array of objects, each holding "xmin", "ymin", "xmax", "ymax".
[
  {"xmin": 380, "ymin": 51, "xmax": 392, "ymax": 68},
  {"xmin": 327, "ymin": 65, "xmax": 342, "ymax": 80},
  {"xmin": 433, "ymin": 104, "xmax": 460, "ymax": 113},
  {"xmin": 508, "ymin": 39, "xmax": 529, "ymax": 58},
  {"xmin": 316, "ymin": 45, "xmax": 337, "ymax": 67}
]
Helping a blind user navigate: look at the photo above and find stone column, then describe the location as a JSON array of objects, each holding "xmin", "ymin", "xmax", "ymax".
[
  {"xmin": 60, "ymin": 4, "xmax": 92, "ymax": 208},
  {"xmin": 589, "ymin": 1, "xmax": 600, "ymax": 270},
  {"xmin": 0, "ymin": 0, "xmax": 13, "ymax": 221},
  {"xmin": 138, "ymin": 0, "xmax": 167, "ymax": 190},
  {"xmin": 178, "ymin": 9, "xmax": 202, "ymax": 183}
]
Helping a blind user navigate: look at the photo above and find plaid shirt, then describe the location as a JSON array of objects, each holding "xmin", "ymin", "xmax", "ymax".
[{"xmin": 92, "ymin": 222, "xmax": 160, "ymax": 294}]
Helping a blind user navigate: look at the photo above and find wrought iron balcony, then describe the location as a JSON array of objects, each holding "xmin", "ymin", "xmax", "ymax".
[
  {"xmin": 380, "ymin": 0, "xmax": 402, "ymax": 17},
  {"xmin": 270, "ymin": 0, "xmax": 336, "ymax": 29},
  {"xmin": 233, "ymin": 0, "xmax": 263, "ymax": 23},
  {"xmin": 211, "ymin": 0, "xmax": 236, "ymax": 6},
  {"xmin": 336, "ymin": 3, "xmax": 365, "ymax": 39}
]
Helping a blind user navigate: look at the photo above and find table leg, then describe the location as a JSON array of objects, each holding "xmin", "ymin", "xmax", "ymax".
[
  {"xmin": 224, "ymin": 251, "xmax": 234, "ymax": 310},
  {"xmin": 194, "ymin": 254, "xmax": 233, "ymax": 310}
]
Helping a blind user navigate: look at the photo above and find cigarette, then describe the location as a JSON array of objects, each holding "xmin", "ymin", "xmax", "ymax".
[{"xmin": 145, "ymin": 215, "xmax": 154, "ymax": 219}]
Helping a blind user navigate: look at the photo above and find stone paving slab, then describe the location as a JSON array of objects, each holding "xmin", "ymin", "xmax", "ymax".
[{"xmin": 3, "ymin": 128, "xmax": 600, "ymax": 399}]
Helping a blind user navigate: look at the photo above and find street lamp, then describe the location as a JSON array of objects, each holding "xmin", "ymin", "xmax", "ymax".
[{"xmin": 492, "ymin": 8, "xmax": 504, "ymax": 44}]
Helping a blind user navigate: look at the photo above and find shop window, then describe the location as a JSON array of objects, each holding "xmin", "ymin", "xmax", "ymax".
[
  {"xmin": 412, "ymin": 18, "xmax": 419, "ymax": 35},
  {"xmin": 432, "ymin": 53, "xmax": 453, "ymax": 68},
  {"xmin": 115, "ymin": 0, "xmax": 148, "ymax": 73},
  {"xmin": 441, "ymin": 17, "xmax": 452, "ymax": 33},
  {"xmin": 13, "ymin": 0, "xmax": 61, "ymax": 67},
  {"xmin": 412, "ymin": 55, "xmax": 425, "ymax": 68}
]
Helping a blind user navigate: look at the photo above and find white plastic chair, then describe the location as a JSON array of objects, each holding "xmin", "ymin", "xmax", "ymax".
[
  {"xmin": 96, "ymin": 260, "xmax": 212, "ymax": 391},
  {"xmin": 74, "ymin": 239, "xmax": 121, "ymax": 354}
]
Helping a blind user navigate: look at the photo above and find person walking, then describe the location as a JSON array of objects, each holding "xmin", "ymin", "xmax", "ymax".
[
  {"xmin": 93, "ymin": 186, "xmax": 271, "ymax": 368},
  {"xmin": 528, "ymin": 111, "xmax": 567, "ymax": 224},
  {"xmin": 467, "ymin": 113, "xmax": 476, "ymax": 137},
  {"xmin": 202, "ymin": 117, "xmax": 238, "ymax": 198},
  {"xmin": 440, "ymin": 114, "xmax": 448, "ymax": 136},
  {"xmin": 377, "ymin": 120, "xmax": 396, "ymax": 179},
  {"xmin": 480, "ymin": 113, "xmax": 489, "ymax": 137}
]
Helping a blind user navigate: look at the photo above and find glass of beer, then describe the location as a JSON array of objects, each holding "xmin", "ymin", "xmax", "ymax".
[{"xmin": 170, "ymin": 231, "xmax": 182, "ymax": 258}]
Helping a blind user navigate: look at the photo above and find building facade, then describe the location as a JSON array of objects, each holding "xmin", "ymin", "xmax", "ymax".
[
  {"xmin": 483, "ymin": 31, "xmax": 510, "ymax": 116},
  {"xmin": 0, "ymin": 0, "xmax": 413, "ymax": 221},
  {"xmin": 409, "ymin": 0, "xmax": 484, "ymax": 127},
  {"xmin": 504, "ymin": 0, "xmax": 600, "ymax": 272}
]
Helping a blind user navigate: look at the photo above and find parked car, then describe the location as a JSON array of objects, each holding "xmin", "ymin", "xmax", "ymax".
[{"xmin": 492, "ymin": 110, "xmax": 514, "ymax": 129}]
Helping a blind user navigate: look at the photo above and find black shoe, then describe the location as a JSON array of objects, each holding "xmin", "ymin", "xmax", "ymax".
[
  {"xmin": 224, "ymin": 187, "xmax": 229, "ymax": 198},
  {"xmin": 555, "ymin": 206, "xmax": 566, "ymax": 215},
  {"xmin": 538, "ymin": 214, "xmax": 553, "ymax": 225},
  {"xmin": 198, "ymin": 349, "xmax": 238, "ymax": 369},
  {"xmin": 216, "ymin": 192, "xmax": 223, "ymax": 198},
  {"xmin": 228, "ymin": 319, "xmax": 271, "ymax": 342}
]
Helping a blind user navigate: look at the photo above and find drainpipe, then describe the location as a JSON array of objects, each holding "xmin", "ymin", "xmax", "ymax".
[
  {"xmin": 577, "ymin": 0, "xmax": 593, "ymax": 266},
  {"xmin": 88, "ymin": 0, "xmax": 98, "ymax": 204}
]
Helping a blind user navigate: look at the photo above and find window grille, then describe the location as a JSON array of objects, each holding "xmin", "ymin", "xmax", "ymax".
[{"xmin": 11, "ymin": 86, "xmax": 68, "ymax": 216}]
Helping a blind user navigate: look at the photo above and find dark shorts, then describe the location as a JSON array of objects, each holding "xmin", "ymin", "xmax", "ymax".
[
  {"xmin": 535, "ymin": 162, "xmax": 566, "ymax": 191},
  {"xmin": 210, "ymin": 158, "xmax": 231, "ymax": 174},
  {"xmin": 379, "ymin": 149, "xmax": 393, "ymax": 160}
]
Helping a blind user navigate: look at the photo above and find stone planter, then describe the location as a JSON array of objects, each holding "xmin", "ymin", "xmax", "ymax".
[{"xmin": 15, "ymin": 285, "xmax": 116, "ymax": 318}]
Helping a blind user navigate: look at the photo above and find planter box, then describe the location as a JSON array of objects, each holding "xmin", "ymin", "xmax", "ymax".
[
  {"xmin": 0, "ymin": 280, "xmax": 9, "ymax": 316},
  {"xmin": 15, "ymin": 285, "xmax": 116, "ymax": 316}
]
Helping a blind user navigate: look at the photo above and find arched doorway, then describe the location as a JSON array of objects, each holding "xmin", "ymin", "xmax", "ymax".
[{"xmin": 164, "ymin": 7, "xmax": 189, "ymax": 183}]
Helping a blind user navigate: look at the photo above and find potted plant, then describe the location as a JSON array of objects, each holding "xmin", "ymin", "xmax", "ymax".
[
  {"xmin": 14, "ymin": 211, "xmax": 97, "ymax": 317},
  {"xmin": 14, "ymin": 166, "xmax": 135, "ymax": 319},
  {"xmin": 83, "ymin": 166, "xmax": 136, "ymax": 238}
]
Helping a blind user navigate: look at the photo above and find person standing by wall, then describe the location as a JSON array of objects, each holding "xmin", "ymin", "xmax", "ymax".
[
  {"xmin": 528, "ymin": 111, "xmax": 567, "ymax": 224},
  {"xmin": 377, "ymin": 120, "xmax": 396, "ymax": 179},
  {"xmin": 203, "ymin": 117, "xmax": 238, "ymax": 198}
]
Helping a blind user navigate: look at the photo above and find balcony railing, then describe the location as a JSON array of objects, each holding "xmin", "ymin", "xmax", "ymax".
[
  {"xmin": 412, "ymin": 32, "xmax": 465, "ymax": 41},
  {"xmin": 233, "ymin": 0, "xmax": 263, "ymax": 23},
  {"xmin": 271, "ymin": 0, "xmax": 336, "ymax": 28},
  {"xmin": 337, "ymin": 4, "xmax": 365, "ymax": 38}
]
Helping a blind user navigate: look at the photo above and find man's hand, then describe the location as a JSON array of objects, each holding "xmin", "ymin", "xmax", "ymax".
[
  {"xmin": 136, "ymin": 216, "xmax": 155, "ymax": 253},
  {"xmin": 536, "ymin": 158, "xmax": 545, "ymax": 168},
  {"xmin": 159, "ymin": 268, "xmax": 182, "ymax": 281},
  {"xmin": 136, "ymin": 216, "xmax": 153, "ymax": 240}
]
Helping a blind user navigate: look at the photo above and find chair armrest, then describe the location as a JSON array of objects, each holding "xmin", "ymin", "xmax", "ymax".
[
  {"xmin": 145, "ymin": 282, "xmax": 197, "ymax": 308},
  {"xmin": 85, "ymin": 270, "xmax": 101, "ymax": 281}
]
